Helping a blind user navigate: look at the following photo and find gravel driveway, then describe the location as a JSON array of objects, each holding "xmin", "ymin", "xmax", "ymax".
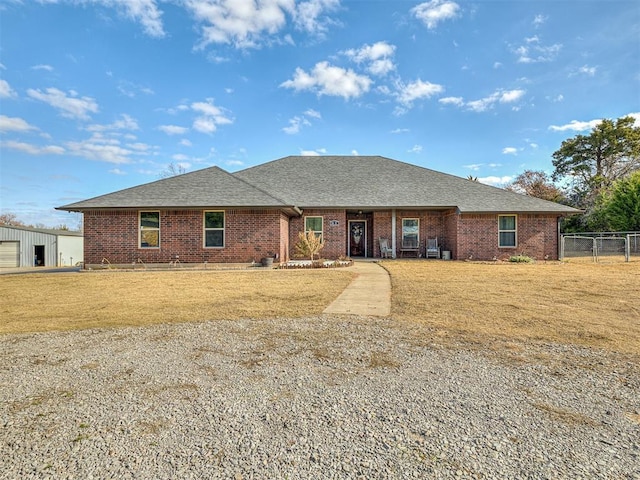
[{"xmin": 1, "ymin": 316, "xmax": 639, "ymax": 479}]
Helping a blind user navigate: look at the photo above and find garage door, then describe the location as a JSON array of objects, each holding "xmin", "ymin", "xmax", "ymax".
[{"xmin": 0, "ymin": 241, "xmax": 20, "ymax": 267}]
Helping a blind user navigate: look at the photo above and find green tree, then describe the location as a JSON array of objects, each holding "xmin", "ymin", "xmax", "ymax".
[
  {"xmin": 505, "ymin": 170, "xmax": 566, "ymax": 203},
  {"xmin": 552, "ymin": 116, "xmax": 640, "ymax": 207},
  {"xmin": 599, "ymin": 171, "xmax": 640, "ymax": 231}
]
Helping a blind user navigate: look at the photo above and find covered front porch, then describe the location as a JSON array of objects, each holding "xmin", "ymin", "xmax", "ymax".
[{"xmin": 346, "ymin": 208, "xmax": 454, "ymax": 260}]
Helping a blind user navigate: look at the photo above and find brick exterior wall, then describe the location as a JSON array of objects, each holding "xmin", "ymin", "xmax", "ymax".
[
  {"xmin": 454, "ymin": 213, "xmax": 560, "ymax": 260},
  {"xmin": 289, "ymin": 209, "xmax": 347, "ymax": 259},
  {"xmin": 83, "ymin": 209, "xmax": 287, "ymax": 266},
  {"xmin": 83, "ymin": 208, "xmax": 561, "ymax": 264}
]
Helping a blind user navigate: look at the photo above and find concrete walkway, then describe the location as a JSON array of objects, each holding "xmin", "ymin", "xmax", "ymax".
[{"xmin": 323, "ymin": 261, "xmax": 391, "ymax": 317}]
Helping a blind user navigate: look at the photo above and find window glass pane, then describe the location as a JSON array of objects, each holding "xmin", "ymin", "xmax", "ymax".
[
  {"xmin": 402, "ymin": 219, "xmax": 419, "ymax": 231},
  {"xmin": 403, "ymin": 233, "xmax": 418, "ymax": 248},
  {"xmin": 305, "ymin": 217, "xmax": 323, "ymax": 232},
  {"xmin": 499, "ymin": 215, "xmax": 515, "ymax": 230},
  {"xmin": 205, "ymin": 230, "xmax": 224, "ymax": 247},
  {"xmin": 141, "ymin": 230, "xmax": 159, "ymax": 248},
  {"xmin": 499, "ymin": 232, "xmax": 516, "ymax": 247},
  {"xmin": 205, "ymin": 212, "xmax": 224, "ymax": 228},
  {"xmin": 402, "ymin": 219, "xmax": 419, "ymax": 247},
  {"xmin": 140, "ymin": 212, "xmax": 159, "ymax": 229}
]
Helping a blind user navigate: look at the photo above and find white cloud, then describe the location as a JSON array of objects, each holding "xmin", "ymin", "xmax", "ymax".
[
  {"xmin": 117, "ymin": 80, "xmax": 155, "ymax": 98},
  {"xmin": 411, "ymin": 0, "xmax": 460, "ymax": 29},
  {"xmin": 126, "ymin": 142, "xmax": 152, "ymax": 151},
  {"xmin": 27, "ymin": 87, "xmax": 98, "ymax": 120},
  {"xmin": 513, "ymin": 39, "xmax": 562, "ymax": 63},
  {"xmin": 158, "ymin": 124, "xmax": 189, "ymax": 135},
  {"xmin": 343, "ymin": 41, "xmax": 396, "ymax": 76},
  {"xmin": 499, "ymin": 89, "xmax": 525, "ymax": 103},
  {"xmin": 351, "ymin": 149, "xmax": 359, "ymax": 155},
  {"xmin": 31, "ymin": 64, "xmax": 54, "ymax": 71},
  {"xmin": 577, "ymin": 65, "xmax": 597, "ymax": 76},
  {"xmin": 109, "ymin": 168, "xmax": 127, "ymax": 175},
  {"xmin": 466, "ymin": 89, "xmax": 525, "ymax": 112},
  {"xmin": 180, "ymin": 139, "xmax": 193, "ymax": 147},
  {"xmin": 478, "ymin": 175, "xmax": 513, "ymax": 187},
  {"xmin": 533, "ymin": 14, "xmax": 547, "ymax": 27},
  {"xmin": 438, "ymin": 96, "xmax": 464, "ymax": 106},
  {"xmin": 281, "ymin": 61, "xmax": 372, "ymax": 100},
  {"xmin": 396, "ymin": 79, "xmax": 444, "ymax": 107},
  {"xmin": 0, "ymin": 79, "xmax": 17, "ymax": 98},
  {"xmin": 0, "ymin": 115, "xmax": 38, "ymax": 133},
  {"xmin": 172, "ymin": 154, "xmax": 190, "ymax": 162},
  {"xmin": 282, "ymin": 108, "xmax": 322, "ymax": 134},
  {"xmin": 464, "ymin": 163, "xmax": 483, "ymax": 171},
  {"xmin": 191, "ymin": 99, "xmax": 233, "ymax": 134},
  {"xmin": 65, "ymin": 135, "xmax": 133, "ymax": 164},
  {"xmin": 186, "ymin": 0, "xmax": 339, "ymax": 49},
  {"xmin": 304, "ymin": 108, "xmax": 321, "ymax": 119},
  {"xmin": 493, "ymin": 62, "xmax": 502, "ymax": 69},
  {"xmin": 502, "ymin": 147, "xmax": 518, "ymax": 155},
  {"xmin": 98, "ymin": 0, "xmax": 165, "ymax": 37},
  {"xmin": 282, "ymin": 115, "xmax": 311, "ymax": 134},
  {"xmin": 0, "ymin": 140, "xmax": 65, "ymax": 156},
  {"xmin": 390, "ymin": 128, "xmax": 410, "ymax": 134},
  {"xmin": 293, "ymin": 0, "xmax": 340, "ymax": 35},
  {"xmin": 301, "ymin": 150, "xmax": 321, "ymax": 156},
  {"xmin": 86, "ymin": 114, "xmax": 139, "ymax": 132},
  {"xmin": 548, "ymin": 118, "xmax": 602, "ymax": 132},
  {"xmin": 408, "ymin": 144, "xmax": 423, "ymax": 154}
]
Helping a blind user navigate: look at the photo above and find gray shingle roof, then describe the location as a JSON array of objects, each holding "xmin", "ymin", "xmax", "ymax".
[
  {"xmin": 235, "ymin": 156, "xmax": 579, "ymax": 213},
  {"xmin": 59, "ymin": 166, "xmax": 292, "ymax": 210},
  {"xmin": 58, "ymin": 156, "xmax": 579, "ymax": 214}
]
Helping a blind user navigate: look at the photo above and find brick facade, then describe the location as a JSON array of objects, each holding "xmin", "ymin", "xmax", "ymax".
[
  {"xmin": 83, "ymin": 209, "xmax": 287, "ymax": 266},
  {"xmin": 83, "ymin": 208, "xmax": 561, "ymax": 265},
  {"xmin": 454, "ymin": 213, "xmax": 560, "ymax": 260}
]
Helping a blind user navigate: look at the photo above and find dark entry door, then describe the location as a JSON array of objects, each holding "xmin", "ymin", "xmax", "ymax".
[
  {"xmin": 34, "ymin": 245, "xmax": 45, "ymax": 266},
  {"xmin": 348, "ymin": 221, "xmax": 366, "ymax": 257}
]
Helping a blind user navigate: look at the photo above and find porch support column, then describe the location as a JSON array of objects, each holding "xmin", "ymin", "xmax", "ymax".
[{"xmin": 391, "ymin": 209, "xmax": 397, "ymax": 258}]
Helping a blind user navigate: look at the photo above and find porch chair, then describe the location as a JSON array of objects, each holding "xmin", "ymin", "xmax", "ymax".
[
  {"xmin": 426, "ymin": 237, "xmax": 441, "ymax": 259},
  {"xmin": 379, "ymin": 238, "xmax": 392, "ymax": 258}
]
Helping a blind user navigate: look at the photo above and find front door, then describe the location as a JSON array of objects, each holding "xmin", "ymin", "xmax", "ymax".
[{"xmin": 348, "ymin": 220, "xmax": 367, "ymax": 257}]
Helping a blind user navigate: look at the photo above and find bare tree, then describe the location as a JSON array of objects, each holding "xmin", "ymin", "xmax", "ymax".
[{"xmin": 158, "ymin": 162, "xmax": 187, "ymax": 178}]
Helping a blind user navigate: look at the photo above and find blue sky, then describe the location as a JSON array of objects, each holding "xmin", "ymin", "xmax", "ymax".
[{"xmin": 1, "ymin": 0, "xmax": 638, "ymax": 228}]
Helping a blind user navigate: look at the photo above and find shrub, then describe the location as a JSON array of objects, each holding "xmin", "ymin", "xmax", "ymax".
[
  {"xmin": 294, "ymin": 230, "xmax": 325, "ymax": 261},
  {"xmin": 509, "ymin": 254, "xmax": 534, "ymax": 263}
]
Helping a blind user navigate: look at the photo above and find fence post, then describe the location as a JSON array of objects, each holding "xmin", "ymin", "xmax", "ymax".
[
  {"xmin": 559, "ymin": 235, "xmax": 564, "ymax": 261},
  {"xmin": 626, "ymin": 235, "xmax": 631, "ymax": 262},
  {"xmin": 592, "ymin": 238, "xmax": 597, "ymax": 263}
]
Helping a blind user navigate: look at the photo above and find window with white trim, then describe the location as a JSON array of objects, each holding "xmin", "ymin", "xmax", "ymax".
[
  {"xmin": 402, "ymin": 218, "xmax": 419, "ymax": 248},
  {"xmin": 304, "ymin": 216, "xmax": 323, "ymax": 242},
  {"xmin": 498, "ymin": 215, "xmax": 517, "ymax": 248},
  {"xmin": 140, "ymin": 211, "xmax": 160, "ymax": 248},
  {"xmin": 204, "ymin": 211, "xmax": 225, "ymax": 248}
]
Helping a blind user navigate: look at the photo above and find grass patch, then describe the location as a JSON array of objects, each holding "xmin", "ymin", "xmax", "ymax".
[
  {"xmin": 0, "ymin": 269, "xmax": 354, "ymax": 334},
  {"xmin": 383, "ymin": 261, "xmax": 640, "ymax": 356}
]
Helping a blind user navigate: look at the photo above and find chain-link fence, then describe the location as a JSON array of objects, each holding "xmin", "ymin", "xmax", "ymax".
[{"xmin": 560, "ymin": 232, "xmax": 640, "ymax": 262}]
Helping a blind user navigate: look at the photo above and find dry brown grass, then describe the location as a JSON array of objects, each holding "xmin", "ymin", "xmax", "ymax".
[
  {"xmin": 382, "ymin": 260, "xmax": 640, "ymax": 356},
  {"xmin": 0, "ymin": 269, "xmax": 354, "ymax": 334}
]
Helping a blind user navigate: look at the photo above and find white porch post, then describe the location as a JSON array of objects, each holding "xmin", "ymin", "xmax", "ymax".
[{"xmin": 391, "ymin": 209, "xmax": 397, "ymax": 258}]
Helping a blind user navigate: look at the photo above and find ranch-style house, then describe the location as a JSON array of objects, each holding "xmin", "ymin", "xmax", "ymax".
[{"xmin": 59, "ymin": 155, "xmax": 579, "ymax": 267}]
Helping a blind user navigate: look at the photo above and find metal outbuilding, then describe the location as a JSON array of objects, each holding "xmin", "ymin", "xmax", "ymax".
[{"xmin": 0, "ymin": 225, "xmax": 83, "ymax": 268}]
